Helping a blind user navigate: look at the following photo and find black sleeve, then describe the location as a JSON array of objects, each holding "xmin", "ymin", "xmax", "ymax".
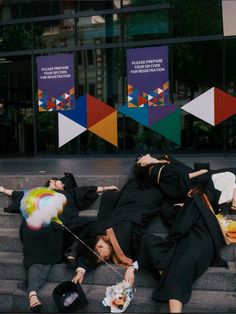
[
  {"xmin": 70, "ymin": 186, "xmax": 99, "ymax": 211},
  {"xmin": 150, "ymin": 163, "xmax": 191, "ymax": 201},
  {"xmin": 3, "ymin": 190, "xmax": 24, "ymax": 213}
]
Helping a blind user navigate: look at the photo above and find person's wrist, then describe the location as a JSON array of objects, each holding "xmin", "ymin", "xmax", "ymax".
[{"xmin": 76, "ymin": 267, "xmax": 86, "ymax": 275}]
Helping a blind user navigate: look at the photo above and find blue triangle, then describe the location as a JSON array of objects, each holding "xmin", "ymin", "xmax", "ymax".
[
  {"xmin": 118, "ymin": 103, "xmax": 149, "ymax": 127},
  {"xmin": 59, "ymin": 94, "xmax": 87, "ymax": 128}
]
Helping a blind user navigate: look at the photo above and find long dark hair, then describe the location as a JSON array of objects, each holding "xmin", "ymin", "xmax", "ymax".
[{"xmin": 132, "ymin": 162, "xmax": 156, "ymax": 189}]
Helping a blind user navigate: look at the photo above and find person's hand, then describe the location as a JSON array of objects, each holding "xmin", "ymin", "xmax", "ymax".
[
  {"xmin": 124, "ymin": 267, "xmax": 135, "ymax": 286},
  {"xmin": 72, "ymin": 272, "xmax": 84, "ymax": 284}
]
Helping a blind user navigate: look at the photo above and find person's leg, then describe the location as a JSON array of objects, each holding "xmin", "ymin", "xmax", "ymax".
[
  {"xmin": 29, "ymin": 291, "xmax": 42, "ymax": 312},
  {"xmin": 169, "ymin": 299, "xmax": 182, "ymax": 313},
  {"xmin": 27, "ymin": 264, "xmax": 51, "ymax": 312}
]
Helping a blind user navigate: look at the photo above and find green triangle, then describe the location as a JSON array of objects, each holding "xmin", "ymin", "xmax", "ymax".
[{"xmin": 150, "ymin": 109, "xmax": 181, "ymax": 145}]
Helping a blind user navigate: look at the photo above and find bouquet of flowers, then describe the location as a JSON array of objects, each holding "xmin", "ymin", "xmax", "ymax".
[{"xmin": 102, "ymin": 280, "xmax": 135, "ymax": 313}]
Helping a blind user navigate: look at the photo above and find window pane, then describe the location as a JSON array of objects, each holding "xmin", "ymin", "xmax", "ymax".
[
  {"xmin": 172, "ymin": 41, "xmax": 224, "ymax": 153},
  {"xmin": 77, "ymin": 14, "xmax": 120, "ymax": 45},
  {"xmin": 34, "ymin": 19, "xmax": 75, "ymax": 49},
  {"xmin": 123, "ymin": 9, "xmax": 169, "ymax": 41},
  {"xmin": 0, "ymin": 23, "xmax": 32, "ymax": 51},
  {"xmin": 225, "ymin": 39, "xmax": 236, "ymax": 152},
  {"xmin": 77, "ymin": 1, "xmax": 120, "ymax": 11},
  {"xmin": 0, "ymin": 0, "xmax": 31, "ymax": 21},
  {"xmin": 172, "ymin": 0, "xmax": 222, "ymax": 37},
  {"xmin": 0, "ymin": 55, "xmax": 33, "ymax": 156},
  {"xmin": 122, "ymin": 0, "xmax": 167, "ymax": 7}
]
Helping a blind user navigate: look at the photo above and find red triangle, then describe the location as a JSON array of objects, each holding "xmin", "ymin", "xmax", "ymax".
[
  {"xmin": 214, "ymin": 88, "xmax": 236, "ymax": 125},
  {"xmin": 48, "ymin": 101, "xmax": 55, "ymax": 110},
  {"xmin": 87, "ymin": 94, "xmax": 115, "ymax": 128},
  {"xmin": 138, "ymin": 95, "xmax": 147, "ymax": 106}
]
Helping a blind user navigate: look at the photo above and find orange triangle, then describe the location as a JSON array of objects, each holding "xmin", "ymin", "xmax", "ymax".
[
  {"xmin": 38, "ymin": 89, "xmax": 43, "ymax": 97},
  {"xmin": 128, "ymin": 84, "xmax": 133, "ymax": 93},
  {"xmin": 87, "ymin": 94, "xmax": 115, "ymax": 128},
  {"xmin": 88, "ymin": 111, "xmax": 117, "ymax": 146},
  {"xmin": 214, "ymin": 88, "xmax": 236, "ymax": 124}
]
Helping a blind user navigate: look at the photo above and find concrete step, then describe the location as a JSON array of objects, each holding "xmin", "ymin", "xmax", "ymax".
[
  {"xmin": 1, "ymin": 280, "xmax": 236, "ymax": 312},
  {"xmin": 1, "ymin": 227, "xmax": 236, "ymax": 262},
  {"xmin": 0, "ymin": 207, "xmax": 99, "ymax": 229},
  {"xmin": 0, "ymin": 175, "xmax": 127, "ymax": 191},
  {"xmin": 0, "ymin": 251, "xmax": 235, "ymax": 292}
]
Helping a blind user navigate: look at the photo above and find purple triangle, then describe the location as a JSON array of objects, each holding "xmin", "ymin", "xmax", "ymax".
[{"xmin": 148, "ymin": 105, "xmax": 177, "ymax": 126}]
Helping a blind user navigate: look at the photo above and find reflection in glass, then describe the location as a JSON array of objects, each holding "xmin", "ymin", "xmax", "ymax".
[
  {"xmin": 77, "ymin": 14, "xmax": 120, "ymax": 45},
  {"xmin": 172, "ymin": 0, "xmax": 222, "ymax": 37},
  {"xmin": 34, "ymin": 19, "xmax": 75, "ymax": 49},
  {"xmin": 0, "ymin": 23, "xmax": 32, "ymax": 51},
  {"xmin": 172, "ymin": 41, "xmax": 223, "ymax": 152},
  {"xmin": 123, "ymin": 9, "xmax": 169, "ymax": 41},
  {"xmin": 0, "ymin": 56, "xmax": 33, "ymax": 155}
]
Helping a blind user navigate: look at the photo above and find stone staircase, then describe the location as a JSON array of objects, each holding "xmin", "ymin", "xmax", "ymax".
[{"xmin": 1, "ymin": 175, "xmax": 236, "ymax": 312}]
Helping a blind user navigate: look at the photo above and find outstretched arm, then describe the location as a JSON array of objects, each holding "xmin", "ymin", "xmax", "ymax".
[
  {"xmin": 96, "ymin": 186, "xmax": 119, "ymax": 193},
  {"xmin": 188, "ymin": 169, "xmax": 208, "ymax": 179},
  {"xmin": 0, "ymin": 186, "xmax": 13, "ymax": 196}
]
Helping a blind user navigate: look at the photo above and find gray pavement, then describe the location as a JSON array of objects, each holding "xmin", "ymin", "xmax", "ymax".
[{"xmin": 0, "ymin": 155, "xmax": 236, "ymax": 175}]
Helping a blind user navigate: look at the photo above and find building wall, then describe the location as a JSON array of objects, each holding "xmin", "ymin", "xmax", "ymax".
[{"xmin": 0, "ymin": 0, "xmax": 235, "ymax": 156}]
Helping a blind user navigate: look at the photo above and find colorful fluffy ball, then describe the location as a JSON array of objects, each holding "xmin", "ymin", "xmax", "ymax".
[{"xmin": 20, "ymin": 187, "xmax": 67, "ymax": 230}]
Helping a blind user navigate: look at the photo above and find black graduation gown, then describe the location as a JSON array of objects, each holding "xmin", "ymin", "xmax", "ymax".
[
  {"xmin": 149, "ymin": 159, "xmax": 191, "ymax": 202},
  {"xmin": 20, "ymin": 220, "xmax": 64, "ymax": 269},
  {"xmin": 138, "ymin": 194, "xmax": 227, "ymax": 304},
  {"xmin": 18, "ymin": 186, "xmax": 99, "ymax": 269},
  {"xmin": 68, "ymin": 178, "xmax": 164, "ymax": 271}
]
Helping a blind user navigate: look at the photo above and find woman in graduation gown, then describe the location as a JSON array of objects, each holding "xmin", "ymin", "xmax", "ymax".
[
  {"xmin": 0, "ymin": 174, "xmax": 118, "ymax": 312},
  {"xmin": 135, "ymin": 155, "xmax": 228, "ymax": 313},
  {"xmin": 65, "ymin": 163, "xmax": 165, "ymax": 285},
  {"xmin": 138, "ymin": 187, "xmax": 228, "ymax": 313}
]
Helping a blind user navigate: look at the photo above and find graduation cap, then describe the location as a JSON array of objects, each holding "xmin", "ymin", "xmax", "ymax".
[{"xmin": 53, "ymin": 281, "xmax": 88, "ymax": 312}]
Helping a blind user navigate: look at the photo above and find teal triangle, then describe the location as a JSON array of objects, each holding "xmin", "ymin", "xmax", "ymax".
[
  {"xmin": 118, "ymin": 103, "xmax": 149, "ymax": 127},
  {"xmin": 150, "ymin": 109, "xmax": 181, "ymax": 145}
]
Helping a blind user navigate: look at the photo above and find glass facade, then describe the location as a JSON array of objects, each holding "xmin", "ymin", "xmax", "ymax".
[{"xmin": 0, "ymin": 0, "xmax": 235, "ymax": 156}]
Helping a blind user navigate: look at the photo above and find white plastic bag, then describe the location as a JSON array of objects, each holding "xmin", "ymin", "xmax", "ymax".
[{"xmin": 102, "ymin": 280, "xmax": 135, "ymax": 313}]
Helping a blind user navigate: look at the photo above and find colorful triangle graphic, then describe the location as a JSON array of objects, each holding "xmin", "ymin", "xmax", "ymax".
[
  {"xmin": 118, "ymin": 104, "xmax": 149, "ymax": 127},
  {"xmin": 149, "ymin": 105, "xmax": 177, "ymax": 126},
  {"xmin": 58, "ymin": 113, "xmax": 87, "ymax": 148},
  {"xmin": 87, "ymin": 94, "xmax": 115, "ymax": 128},
  {"xmin": 150, "ymin": 109, "xmax": 181, "ymax": 145},
  {"xmin": 214, "ymin": 87, "xmax": 236, "ymax": 125},
  {"xmin": 59, "ymin": 94, "xmax": 87, "ymax": 127},
  {"xmin": 88, "ymin": 111, "xmax": 117, "ymax": 146},
  {"xmin": 181, "ymin": 87, "xmax": 215, "ymax": 125}
]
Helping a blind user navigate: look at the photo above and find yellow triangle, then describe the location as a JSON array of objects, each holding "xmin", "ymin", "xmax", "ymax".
[{"xmin": 88, "ymin": 111, "xmax": 117, "ymax": 146}]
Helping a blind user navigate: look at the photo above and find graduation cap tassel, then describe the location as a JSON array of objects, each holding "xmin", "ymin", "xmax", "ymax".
[{"xmin": 62, "ymin": 224, "xmax": 124, "ymax": 279}]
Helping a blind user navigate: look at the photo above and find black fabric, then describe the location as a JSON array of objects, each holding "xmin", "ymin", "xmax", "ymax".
[
  {"xmin": 194, "ymin": 162, "xmax": 210, "ymax": 171},
  {"xmin": 68, "ymin": 178, "xmax": 164, "ymax": 271},
  {"xmin": 20, "ymin": 220, "xmax": 64, "ymax": 269},
  {"xmin": 17, "ymin": 184, "xmax": 99, "ymax": 269},
  {"xmin": 53, "ymin": 281, "xmax": 88, "ymax": 312},
  {"xmin": 150, "ymin": 161, "xmax": 191, "ymax": 201},
  {"xmin": 138, "ymin": 193, "xmax": 227, "ymax": 305},
  {"xmin": 60, "ymin": 173, "xmax": 77, "ymax": 190},
  {"xmin": 3, "ymin": 190, "xmax": 24, "ymax": 213}
]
